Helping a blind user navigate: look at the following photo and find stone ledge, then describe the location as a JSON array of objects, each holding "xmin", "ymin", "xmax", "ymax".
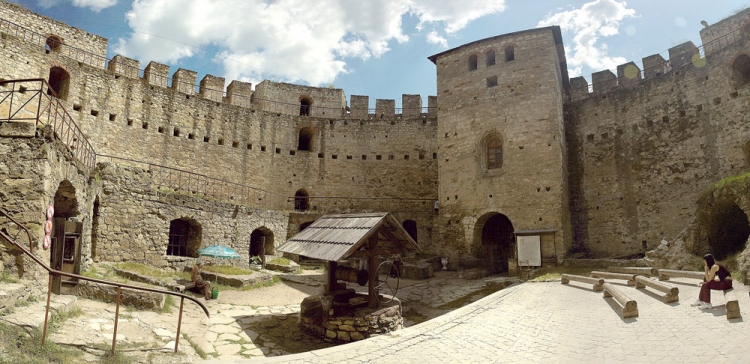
[
  {"xmin": 0, "ymin": 121, "xmax": 35, "ymax": 138},
  {"xmin": 78, "ymin": 281, "xmax": 165, "ymax": 310}
]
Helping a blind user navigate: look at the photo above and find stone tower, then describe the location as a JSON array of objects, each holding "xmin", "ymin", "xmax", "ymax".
[{"xmin": 428, "ymin": 26, "xmax": 571, "ymax": 273}]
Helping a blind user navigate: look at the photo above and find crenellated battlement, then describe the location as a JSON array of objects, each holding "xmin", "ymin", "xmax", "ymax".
[
  {"xmin": 569, "ymin": 21, "xmax": 748, "ymax": 102},
  {"xmin": 0, "ymin": 1, "xmax": 435, "ymax": 121}
]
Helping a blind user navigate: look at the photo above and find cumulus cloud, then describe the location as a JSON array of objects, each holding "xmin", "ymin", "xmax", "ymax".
[
  {"xmin": 115, "ymin": 0, "xmax": 506, "ymax": 86},
  {"xmin": 426, "ymin": 31, "xmax": 448, "ymax": 48},
  {"xmin": 36, "ymin": 0, "xmax": 117, "ymax": 12},
  {"xmin": 538, "ymin": 0, "xmax": 636, "ymax": 77}
]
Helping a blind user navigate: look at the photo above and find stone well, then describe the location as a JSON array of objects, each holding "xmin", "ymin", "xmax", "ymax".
[{"xmin": 299, "ymin": 290, "xmax": 403, "ymax": 343}]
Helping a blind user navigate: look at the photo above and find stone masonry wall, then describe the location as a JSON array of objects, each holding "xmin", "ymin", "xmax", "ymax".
[
  {"xmin": 0, "ymin": 0, "xmax": 107, "ymax": 58},
  {"xmin": 0, "ymin": 30, "xmax": 438, "ymax": 206},
  {"xmin": 566, "ymin": 31, "xmax": 750, "ymax": 256},
  {"xmin": 94, "ymin": 162, "xmax": 289, "ymax": 267},
  {"xmin": 433, "ymin": 27, "xmax": 571, "ymax": 261},
  {"xmin": 0, "ymin": 125, "xmax": 95, "ymax": 288}
]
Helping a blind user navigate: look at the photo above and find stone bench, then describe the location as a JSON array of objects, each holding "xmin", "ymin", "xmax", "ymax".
[
  {"xmin": 634, "ymin": 276, "xmax": 679, "ymax": 303},
  {"xmin": 602, "ymin": 282, "xmax": 638, "ymax": 318},
  {"xmin": 724, "ymin": 289, "xmax": 741, "ymax": 320},
  {"xmin": 561, "ymin": 274, "xmax": 604, "ymax": 291},
  {"xmin": 656, "ymin": 269, "xmax": 704, "ymax": 281},
  {"xmin": 607, "ymin": 266, "xmax": 657, "ymax": 277},
  {"xmin": 591, "ymin": 271, "xmax": 637, "ymax": 286}
]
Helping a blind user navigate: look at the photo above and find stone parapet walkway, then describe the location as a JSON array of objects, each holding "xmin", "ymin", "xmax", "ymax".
[{"xmin": 204, "ymin": 277, "xmax": 749, "ymax": 364}]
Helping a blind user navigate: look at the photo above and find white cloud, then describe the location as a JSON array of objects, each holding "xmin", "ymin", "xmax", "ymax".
[
  {"xmin": 115, "ymin": 0, "xmax": 506, "ymax": 86},
  {"xmin": 36, "ymin": 0, "xmax": 117, "ymax": 12},
  {"xmin": 538, "ymin": 0, "xmax": 636, "ymax": 77},
  {"xmin": 426, "ymin": 31, "xmax": 448, "ymax": 48}
]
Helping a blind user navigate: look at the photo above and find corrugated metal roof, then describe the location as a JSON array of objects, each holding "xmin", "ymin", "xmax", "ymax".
[{"xmin": 277, "ymin": 212, "xmax": 419, "ymax": 261}]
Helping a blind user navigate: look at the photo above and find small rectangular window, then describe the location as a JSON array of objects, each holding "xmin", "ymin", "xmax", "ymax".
[
  {"xmin": 109, "ymin": 114, "xmax": 116, "ymax": 121},
  {"xmin": 275, "ymin": 148, "xmax": 280, "ymax": 154},
  {"xmin": 233, "ymin": 141, "xmax": 239, "ymax": 148},
  {"xmin": 173, "ymin": 128, "xmax": 180, "ymax": 137},
  {"xmin": 204, "ymin": 136, "xmax": 210, "ymax": 143},
  {"xmin": 486, "ymin": 76, "xmax": 498, "ymax": 87},
  {"xmin": 261, "ymin": 146, "xmax": 266, "ymax": 151},
  {"xmin": 73, "ymin": 105, "xmax": 82, "ymax": 112},
  {"xmin": 218, "ymin": 139, "xmax": 225, "ymax": 146},
  {"xmin": 142, "ymin": 122, "xmax": 148, "ymax": 129},
  {"xmin": 91, "ymin": 110, "xmax": 99, "ymax": 117},
  {"xmin": 376, "ymin": 155, "xmax": 382, "ymax": 160},
  {"xmin": 158, "ymin": 127, "xmax": 164, "ymax": 133},
  {"xmin": 247, "ymin": 144, "xmax": 252, "ymax": 150},
  {"xmin": 362, "ymin": 155, "xmax": 367, "ymax": 160},
  {"xmin": 332, "ymin": 155, "xmax": 338, "ymax": 159},
  {"xmin": 127, "ymin": 118, "xmax": 133, "ymax": 126}
]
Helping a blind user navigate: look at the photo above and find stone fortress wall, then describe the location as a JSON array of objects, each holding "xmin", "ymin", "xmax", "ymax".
[
  {"xmin": 2, "ymin": 0, "xmax": 750, "ymax": 277},
  {"xmin": 430, "ymin": 27, "xmax": 572, "ymax": 269},
  {"xmin": 565, "ymin": 8, "xmax": 750, "ymax": 257}
]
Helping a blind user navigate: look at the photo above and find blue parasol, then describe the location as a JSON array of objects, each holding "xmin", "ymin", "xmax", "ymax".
[{"xmin": 197, "ymin": 245, "xmax": 241, "ymax": 259}]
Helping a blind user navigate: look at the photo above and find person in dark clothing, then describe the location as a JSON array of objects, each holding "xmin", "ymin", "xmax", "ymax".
[{"xmin": 690, "ymin": 253, "xmax": 732, "ymax": 310}]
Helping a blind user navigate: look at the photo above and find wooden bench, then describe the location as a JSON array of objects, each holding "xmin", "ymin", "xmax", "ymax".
[
  {"xmin": 634, "ymin": 275, "xmax": 679, "ymax": 303},
  {"xmin": 607, "ymin": 266, "xmax": 657, "ymax": 277},
  {"xmin": 561, "ymin": 274, "xmax": 604, "ymax": 291},
  {"xmin": 602, "ymin": 282, "xmax": 638, "ymax": 318},
  {"xmin": 591, "ymin": 271, "xmax": 637, "ymax": 286},
  {"xmin": 656, "ymin": 269, "xmax": 704, "ymax": 281},
  {"xmin": 724, "ymin": 289, "xmax": 741, "ymax": 320},
  {"xmin": 173, "ymin": 279, "xmax": 195, "ymax": 293}
]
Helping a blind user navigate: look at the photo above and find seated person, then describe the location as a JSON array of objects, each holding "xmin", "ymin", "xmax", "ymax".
[{"xmin": 192, "ymin": 259, "xmax": 212, "ymax": 300}]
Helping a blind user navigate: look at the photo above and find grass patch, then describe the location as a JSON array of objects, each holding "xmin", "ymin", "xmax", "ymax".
[
  {"xmin": 181, "ymin": 333, "xmax": 208, "ymax": 360},
  {"xmin": 48, "ymin": 306, "xmax": 84, "ymax": 333},
  {"xmin": 211, "ymin": 275, "xmax": 282, "ymax": 292},
  {"xmin": 0, "ymin": 270, "xmax": 19, "ymax": 283},
  {"xmin": 157, "ymin": 294, "xmax": 175, "ymax": 314},
  {"xmin": 116, "ymin": 262, "xmax": 190, "ymax": 282},
  {"xmin": 0, "ymin": 322, "xmax": 82, "ymax": 364},
  {"xmin": 268, "ymin": 257, "xmax": 291, "ymax": 266},
  {"xmin": 532, "ymin": 272, "xmax": 561, "ymax": 282},
  {"xmin": 99, "ymin": 349, "xmax": 132, "ymax": 364},
  {"xmin": 203, "ymin": 265, "xmax": 253, "ymax": 275},
  {"xmin": 528, "ymin": 266, "xmax": 594, "ymax": 282}
]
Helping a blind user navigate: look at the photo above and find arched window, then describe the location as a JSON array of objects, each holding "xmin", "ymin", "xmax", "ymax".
[
  {"xmin": 487, "ymin": 137, "xmax": 503, "ymax": 169},
  {"xmin": 167, "ymin": 218, "xmax": 202, "ymax": 257},
  {"xmin": 732, "ymin": 54, "xmax": 750, "ymax": 87},
  {"xmin": 300, "ymin": 97, "xmax": 311, "ymax": 116},
  {"xmin": 47, "ymin": 66, "xmax": 70, "ymax": 100},
  {"xmin": 486, "ymin": 50, "xmax": 496, "ymax": 66},
  {"xmin": 45, "ymin": 35, "xmax": 63, "ymax": 53},
  {"xmin": 468, "ymin": 54, "xmax": 478, "ymax": 71},
  {"xmin": 294, "ymin": 189, "xmax": 309, "ymax": 211},
  {"xmin": 298, "ymin": 127, "xmax": 313, "ymax": 151},
  {"xmin": 505, "ymin": 45, "xmax": 515, "ymax": 62}
]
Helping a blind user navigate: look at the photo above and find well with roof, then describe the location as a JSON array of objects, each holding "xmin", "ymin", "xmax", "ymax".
[{"xmin": 277, "ymin": 212, "xmax": 418, "ymax": 343}]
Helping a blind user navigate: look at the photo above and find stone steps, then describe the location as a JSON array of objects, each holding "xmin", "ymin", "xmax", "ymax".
[
  {"xmin": 1, "ymin": 290, "xmax": 78, "ymax": 331},
  {"xmin": 0, "ymin": 282, "xmax": 27, "ymax": 312}
]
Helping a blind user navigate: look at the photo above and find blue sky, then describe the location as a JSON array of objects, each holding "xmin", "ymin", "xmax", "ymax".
[{"xmin": 15, "ymin": 0, "xmax": 750, "ymax": 107}]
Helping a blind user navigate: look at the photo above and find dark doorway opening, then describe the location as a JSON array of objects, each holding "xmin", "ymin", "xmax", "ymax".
[
  {"xmin": 50, "ymin": 180, "xmax": 81, "ymax": 294},
  {"xmin": 479, "ymin": 213, "xmax": 515, "ymax": 274},
  {"xmin": 250, "ymin": 228, "xmax": 275, "ymax": 266},
  {"xmin": 732, "ymin": 54, "xmax": 750, "ymax": 87},
  {"xmin": 295, "ymin": 189, "xmax": 309, "ymax": 211},
  {"xmin": 300, "ymin": 98, "xmax": 311, "ymax": 116},
  {"xmin": 91, "ymin": 197, "xmax": 100, "ymax": 262},
  {"xmin": 403, "ymin": 220, "xmax": 417, "ymax": 244},
  {"xmin": 47, "ymin": 66, "xmax": 70, "ymax": 100},
  {"xmin": 298, "ymin": 127, "xmax": 313, "ymax": 151},
  {"xmin": 706, "ymin": 203, "xmax": 750, "ymax": 260}
]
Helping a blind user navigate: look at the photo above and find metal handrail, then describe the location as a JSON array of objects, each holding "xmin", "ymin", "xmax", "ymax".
[
  {"xmin": 0, "ymin": 79, "xmax": 96, "ymax": 170},
  {"xmin": 0, "ymin": 209, "xmax": 209, "ymax": 354},
  {"xmin": 569, "ymin": 27, "xmax": 745, "ymax": 101}
]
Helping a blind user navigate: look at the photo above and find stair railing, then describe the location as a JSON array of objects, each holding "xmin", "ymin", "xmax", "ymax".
[{"xmin": 0, "ymin": 209, "xmax": 209, "ymax": 354}]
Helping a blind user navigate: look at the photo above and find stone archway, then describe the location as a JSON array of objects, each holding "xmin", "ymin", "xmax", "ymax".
[
  {"xmin": 702, "ymin": 202, "xmax": 750, "ymax": 260},
  {"xmin": 474, "ymin": 212, "xmax": 514, "ymax": 274},
  {"xmin": 250, "ymin": 227, "xmax": 275, "ymax": 260}
]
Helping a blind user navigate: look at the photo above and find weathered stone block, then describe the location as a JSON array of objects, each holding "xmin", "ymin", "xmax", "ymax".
[{"xmin": 0, "ymin": 122, "xmax": 35, "ymax": 137}]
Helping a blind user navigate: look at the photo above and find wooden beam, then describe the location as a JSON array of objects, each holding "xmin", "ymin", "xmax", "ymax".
[
  {"xmin": 368, "ymin": 233, "xmax": 379, "ymax": 309},
  {"xmin": 326, "ymin": 261, "xmax": 337, "ymax": 294}
]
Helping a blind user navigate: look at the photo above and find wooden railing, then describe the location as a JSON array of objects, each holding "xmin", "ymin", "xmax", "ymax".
[{"xmin": 0, "ymin": 209, "xmax": 210, "ymax": 353}]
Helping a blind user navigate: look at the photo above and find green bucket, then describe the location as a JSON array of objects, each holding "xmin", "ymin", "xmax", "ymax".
[{"xmin": 212, "ymin": 289, "xmax": 219, "ymax": 299}]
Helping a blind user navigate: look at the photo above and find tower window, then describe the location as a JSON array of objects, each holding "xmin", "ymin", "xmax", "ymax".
[
  {"xmin": 487, "ymin": 137, "xmax": 503, "ymax": 169},
  {"xmin": 468, "ymin": 54, "xmax": 478, "ymax": 71}
]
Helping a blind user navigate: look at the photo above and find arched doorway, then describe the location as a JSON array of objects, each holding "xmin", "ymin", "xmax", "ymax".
[
  {"xmin": 167, "ymin": 218, "xmax": 202, "ymax": 257},
  {"xmin": 476, "ymin": 213, "xmax": 515, "ymax": 274},
  {"xmin": 45, "ymin": 35, "xmax": 63, "ymax": 52},
  {"xmin": 295, "ymin": 189, "xmax": 309, "ymax": 211},
  {"xmin": 732, "ymin": 54, "xmax": 750, "ymax": 87},
  {"xmin": 705, "ymin": 202, "xmax": 750, "ymax": 260},
  {"xmin": 50, "ymin": 180, "xmax": 81, "ymax": 294},
  {"xmin": 47, "ymin": 66, "xmax": 70, "ymax": 100},
  {"xmin": 403, "ymin": 220, "xmax": 417, "ymax": 244},
  {"xmin": 250, "ymin": 227, "xmax": 275, "ymax": 265}
]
